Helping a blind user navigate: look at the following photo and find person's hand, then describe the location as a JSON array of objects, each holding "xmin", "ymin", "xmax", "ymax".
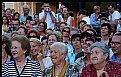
[{"xmin": 100, "ymin": 71, "xmax": 109, "ymax": 77}]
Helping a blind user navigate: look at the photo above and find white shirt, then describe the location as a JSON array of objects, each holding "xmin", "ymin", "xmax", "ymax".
[
  {"xmin": 39, "ymin": 11, "xmax": 56, "ymax": 29},
  {"xmin": 108, "ymin": 10, "xmax": 120, "ymax": 21},
  {"xmin": 82, "ymin": 16, "xmax": 90, "ymax": 24}
]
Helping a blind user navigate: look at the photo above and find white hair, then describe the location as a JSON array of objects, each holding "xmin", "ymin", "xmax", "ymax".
[{"xmin": 50, "ymin": 42, "xmax": 68, "ymax": 54}]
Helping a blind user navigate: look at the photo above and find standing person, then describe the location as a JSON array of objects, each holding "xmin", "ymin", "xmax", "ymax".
[
  {"xmin": 39, "ymin": 2, "xmax": 56, "ymax": 30},
  {"xmin": 2, "ymin": 35, "xmax": 42, "ymax": 76},
  {"xmin": 108, "ymin": 3, "xmax": 120, "ymax": 25},
  {"xmin": 110, "ymin": 31, "xmax": 121, "ymax": 64},
  {"xmin": 19, "ymin": 4, "xmax": 34, "ymax": 24},
  {"xmin": 80, "ymin": 42, "xmax": 121, "ymax": 77}
]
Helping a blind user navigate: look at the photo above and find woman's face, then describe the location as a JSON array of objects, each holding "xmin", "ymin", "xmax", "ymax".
[
  {"xmin": 14, "ymin": 14, "xmax": 19, "ymax": 19},
  {"xmin": 62, "ymin": 28, "xmax": 70, "ymax": 37},
  {"xmin": 34, "ymin": 15, "xmax": 39, "ymax": 22},
  {"xmin": 50, "ymin": 46, "xmax": 64, "ymax": 64},
  {"xmin": 72, "ymin": 37, "xmax": 81, "ymax": 49},
  {"xmin": 90, "ymin": 47, "xmax": 107, "ymax": 65},
  {"xmin": 48, "ymin": 35, "xmax": 57, "ymax": 47},
  {"xmin": 3, "ymin": 17, "xmax": 7, "ymax": 24},
  {"xmin": 17, "ymin": 28, "xmax": 26, "ymax": 35},
  {"xmin": 11, "ymin": 41, "xmax": 26, "ymax": 59},
  {"xmin": 60, "ymin": 23, "xmax": 66, "ymax": 32},
  {"xmin": 30, "ymin": 42, "xmax": 41, "ymax": 56},
  {"xmin": 38, "ymin": 23, "xmax": 44, "ymax": 32}
]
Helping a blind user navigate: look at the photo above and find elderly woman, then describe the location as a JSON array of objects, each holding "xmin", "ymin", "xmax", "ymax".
[
  {"xmin": 80, "ymin": 42, "xmax": 121, "ymax": 77},
  {"xmin": 44, "ymin": 42, "xmax": 80, "ymax": 77},
  {"xmin": 2, "ymin": 35, "xmax": 42, "ymax": 77}
]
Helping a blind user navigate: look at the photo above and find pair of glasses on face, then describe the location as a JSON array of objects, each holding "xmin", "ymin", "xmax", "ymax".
[
  {"xmin": 63, "ymin": 30, "xmax": 70, "ymax": 33},
  {"xmin": 110, "ymin": 42, "xmax": 121, "ymax": 45}
]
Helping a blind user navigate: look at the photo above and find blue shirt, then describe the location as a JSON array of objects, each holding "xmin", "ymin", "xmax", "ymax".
[
  {"xmin": 90, "ymin": 13, "xmax": 100, "ymax": 27},
  {"xmin": 19, "ymin": 12, "xmax": 34, "ymax": 23},
  {"xmin": 117, "ymin": 24, "xmax": 121, "ymax": 32},
  {"xmin": 110, "ymin": 54, "xmax": 121, "ymax": 64}
]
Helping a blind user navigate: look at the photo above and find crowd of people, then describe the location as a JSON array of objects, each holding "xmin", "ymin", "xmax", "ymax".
[{"xmin": 2, "ymin": 2, "xmax": 121, "ymax": 77}]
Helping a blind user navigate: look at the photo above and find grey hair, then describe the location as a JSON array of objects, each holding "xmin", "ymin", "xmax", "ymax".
[
  {"xmin": 71, "ymin": 27, "xmax": 80, "ymax": 34},
  {"xmin": 23, "ymin": 4, "xmax": 30, "ymax": 9},
  {"xmin": 50, "ymin": 42, "xmax": 68, "ymax": 54},
  {"xmin": 88, "ymin": 42, "xmax": 110, "ymax": 54}
]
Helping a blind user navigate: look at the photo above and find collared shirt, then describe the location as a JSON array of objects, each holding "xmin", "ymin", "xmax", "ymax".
[
  {"xmin": 2, "ymin": 58, "xmax": 42, "ymax": 77},
  {"xmin": 90, "ymin": 13, "xmax": 100, "ymax": 26},
  {"xmin": 39, "ymin": 11, "xmax": 56, "ymax": 29},
  {"xmin": 110, "ymin": 54, "xmax": 121, "ymax": 64},
  {"xmin": 19, "ymin": 12, "xmax": 34, "ymax": 23},
  {"xmin": 80, "ymin": 61, "xmax": 121, "ymax": 77}
]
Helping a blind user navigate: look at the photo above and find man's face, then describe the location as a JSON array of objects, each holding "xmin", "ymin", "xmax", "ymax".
[
  {"xmin": 23, "ymin": 8, "xmax": 29, "ymax": 14},
  {"xmin": 108, "ymin": 6, "xmax": 114, "ymax": 14},
  {"xmin": 111, "ymin": 35, "xmax": 121, "ymax": 55}
]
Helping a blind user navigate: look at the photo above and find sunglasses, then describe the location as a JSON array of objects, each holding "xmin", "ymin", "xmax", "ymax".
[{"xmin": 63, "ymin": 30, "xmax": 70, "ymax": 33}]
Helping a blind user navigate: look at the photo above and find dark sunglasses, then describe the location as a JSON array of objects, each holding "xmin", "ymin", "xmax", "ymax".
[{"xmin": 63, "ymin": 30, "xmax": 70, "ymax": 33}]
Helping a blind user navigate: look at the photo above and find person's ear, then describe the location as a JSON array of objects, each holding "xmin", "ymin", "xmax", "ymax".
[{"xmin": 104, "ymin": 53, "xmax": 108, "ymax": 60}]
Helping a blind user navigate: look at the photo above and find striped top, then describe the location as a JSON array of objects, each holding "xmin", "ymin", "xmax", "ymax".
[{"xmin": 2, "ymin": 59, "xmax": 42, "ymax": 77}]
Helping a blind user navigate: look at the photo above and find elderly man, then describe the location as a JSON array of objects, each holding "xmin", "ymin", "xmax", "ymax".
[
  {"xmin": 19, "ymin": 4, "xmax": 34, "ymax": 24},
  {"xmin": 110, "ymin": 31, "xmax": 121, "ymax": 64}
]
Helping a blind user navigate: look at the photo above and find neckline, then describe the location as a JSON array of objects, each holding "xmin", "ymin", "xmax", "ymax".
[{"xmin": 14, "ymin": 58, "xmax": 28, "ymax": 75}]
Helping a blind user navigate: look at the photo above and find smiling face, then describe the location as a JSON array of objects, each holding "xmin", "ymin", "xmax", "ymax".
[
  {"xmin": 90, "ymin": 47, "xmax": 108, "ymax": 65},
  {"xmin": 11, "ymin": 41, "xmax": 26, "ymax": 59},
  {"xmin": 30, "ymin": 42, "xmax": 41, "ymax": 56},
  {"xmin": 48, "ymin": 35, "xmax": 57, "ymax": 47},
  {"xmin": 50, "ymin": 46, "xmax": 65, "ymax": 64}
]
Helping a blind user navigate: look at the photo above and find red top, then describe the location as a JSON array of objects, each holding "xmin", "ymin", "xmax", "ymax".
[{"xmin": 80, "ymin": 61, "xmax": 121, "ymax": 77}]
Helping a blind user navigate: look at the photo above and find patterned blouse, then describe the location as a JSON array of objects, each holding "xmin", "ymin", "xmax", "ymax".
[
  {"xmin": 44, "ymin": 61, "xmax": 80, "ymax": 77},
  {"xmin": 2, "ymin": 58, "xmax": 42, "ymax": 77},
  {"xmin": 80, "ymin": 61, "xmax": 121, "ymax": 77}
]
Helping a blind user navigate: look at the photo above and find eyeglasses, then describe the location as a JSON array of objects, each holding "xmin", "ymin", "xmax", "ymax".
[
  {"xmin": 63, "ymin": 30, "xmax": 70, "ymax": 33},
  {"xmin": 110, "ymin": 42, "xmax": 121, "ymax": 45}
]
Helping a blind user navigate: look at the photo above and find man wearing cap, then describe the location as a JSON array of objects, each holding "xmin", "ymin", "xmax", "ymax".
[
  {"xmin": 19, "ymin": 4, "xmax": 34, "ymax": 24},
  {"xmin": 39, "ymin": 2, "xmax": 56, "ymax": 30}
]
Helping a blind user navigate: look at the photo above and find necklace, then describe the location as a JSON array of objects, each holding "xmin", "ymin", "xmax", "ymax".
[{"xmin": 16, "ymin": 59, "xmax": 27, "ymax": 68}]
